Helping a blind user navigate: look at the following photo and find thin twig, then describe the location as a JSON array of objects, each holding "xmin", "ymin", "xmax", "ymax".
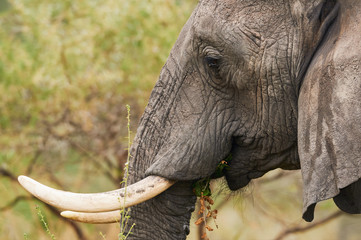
[
  {"xmin": 45, "ymin": 204, "xmax": 88, "ymax": 240},
  {"xmin": 25, "ymin": 149, "xmax": 43, "ymax": 175},
  {"xmin": 0, "ymin": 167, "xmax": 17, "ymax": 181},
  {"xmin": 0, "ymin": 196, "xmax": 33, "ymax": 211},
  {"xmin": 196, "ymin": 201, "xmax": 205, "ymax": 240},
  {"xmin": 68, "ymin": 139, "xmax": 118, "ymax": 184},
  {"xmin": 1, "ymin": 194, "xmax": 88, "ymax": 240},
  {"xmin": 46, "ymin": 126, "xmax": 118, "ymax": 184},
  {"xmin": 274, "ymin": 211, "xmax": 344, "ymax": 240}
]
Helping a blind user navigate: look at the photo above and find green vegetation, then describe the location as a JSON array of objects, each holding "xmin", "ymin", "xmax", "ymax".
[
  {"xmin": 193, "ymin": 156, "xmax": 230, "ymax": 197},
  {"xmin": 0, "ymin": 0, "xmax": 196, "ymax": 239},
  {"xmin": 36, "ymin": 205, "xmax": 56, "ymax": 240},
  {"xmin": 118, "ymin": 105, "xmax": 135, "ymax": 240},
  {"xmin": 0, "ymin": 0, "xmax": 358, "ymax": 239}
]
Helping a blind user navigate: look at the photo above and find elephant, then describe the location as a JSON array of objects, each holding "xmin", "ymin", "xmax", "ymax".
[{"xmin": 18, "ymin": 0, "xmax": 361, "ymax": 239}]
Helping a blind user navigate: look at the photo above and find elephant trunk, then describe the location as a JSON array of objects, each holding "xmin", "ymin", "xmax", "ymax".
[
  {"xmin": 123, "ymin": 66, "xmax": 198, "ymax": 239},
  {"xmin": 125, "ymin": 181, "xmax": 196, "ymax": 239},
  {"xmin": 17, "ymin": 65, "xmax": 198, "ymax": 237}
]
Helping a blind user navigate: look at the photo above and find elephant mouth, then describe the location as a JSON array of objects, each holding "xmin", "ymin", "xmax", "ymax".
[{"xmin": 18, "ymin": 175, "xmax": 176, "ymax": 223}]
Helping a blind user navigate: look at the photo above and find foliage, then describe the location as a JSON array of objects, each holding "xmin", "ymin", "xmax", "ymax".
[
  {"xmin": 0, "ymin": 0, "xmax": 196, "ymax": 239},
  {"xmin": 195, "ymin": 194, "xmax": 218, "ymax": 240},
  {"xmin": 193, "ymin": 156, "xmax": 230, "ymax": 197},
  {"xmin": 192, "ymin": 157, "xmax": 230, "ymax": 239},
  {"xmin": 36, "ymin": 205, "xmax": 56, "ymax": 240},
  {"xmin": 0, "ymin": 0, "xmax": 359, "ymax": 239},
  {"xmin": 118, "ymin": 105, "xmax": 135, "ymax": 240}
]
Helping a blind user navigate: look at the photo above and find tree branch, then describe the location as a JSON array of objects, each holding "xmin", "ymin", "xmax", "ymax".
[
  {"xmin": 1, "ymin": 194, "xmax": 88, "ymax": 240},
  {"xmin": 274, "ymin": 211, "xmax": 343, "ymax": 240},
  {"xmin": 0, "ymin": 167, "xmax": 17, "ymax": 182},
  {"xmin": 0, "ymin": 195, "xmax": 33, "ymax": 211}
]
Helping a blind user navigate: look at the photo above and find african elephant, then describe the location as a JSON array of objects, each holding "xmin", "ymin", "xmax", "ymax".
[{"xmin": 18, "ymin": 0, "xmax": 361, "ymax": 239}]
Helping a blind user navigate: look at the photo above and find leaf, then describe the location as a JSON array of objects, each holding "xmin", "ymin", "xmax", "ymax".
[
  {"xmin": 201, "ymin": 233, "xmax": 207, "ymax": 239},
  {"xmin": 211, "ymin": 155, "xmax": 231, "ymax": 178},
  {"xmin": 195, "ymin": 217, "xmax": 204, "ymax": 225},
  {"xmin": 198, "ymin": 204, "xmax": 205, "ymax": 214},
  {"xmin": 205, "ymin": 225, "xmax": 214, "ymax": 231},
  {"xmin": 204, "ymin": 196, "xmax": 214, "ymax": 205},
  {"xmin": 202, "ymin": 188, "xmax": 212, "ymax": 197},
  {"xmin": 193, "ymin": 178, "xmax": 211, "ymax": 197}
]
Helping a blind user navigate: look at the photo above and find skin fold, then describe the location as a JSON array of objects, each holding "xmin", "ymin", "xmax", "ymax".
[
  {"xmin": 125, "ymin": 0, "xmax": 350, "ymax": 239},
  {"xmin": 299, "ymin": 0, "xmax": 361, "ymax": 221},
  {"xmin": 15, "ymin": 0, "xmax": 360, "ymax": 238},
  {"xmin": 17, "ymin": 0, "xmax": 361, "ymax": 238}
]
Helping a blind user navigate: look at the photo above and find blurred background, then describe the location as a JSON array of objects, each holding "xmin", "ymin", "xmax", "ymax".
[{"xmin": 0, "ymin": 0, "xmax": 360, "ymax": 239}]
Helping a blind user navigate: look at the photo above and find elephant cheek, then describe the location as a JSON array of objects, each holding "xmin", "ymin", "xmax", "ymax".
[
  {"xmin": 225, "ymin": 173, "xmax": 251, "ymax": 191},
  {"xmin": 223, "ymin": 146, "xmax": 264, "ymax": 190},
  {"xmin": 144, "ymin": 119, "xmax": 234, "ymax": 181},
  {"xmin": 225, "ymin": 166, "xmax": 265, "ymax": 191},
  {"xmin": 144, "ymin": 141, "xmax": 220, "ymax": 181},
  {"xmin": 223, "ymin": 142, "xmax": 299, "ymax": 191}
]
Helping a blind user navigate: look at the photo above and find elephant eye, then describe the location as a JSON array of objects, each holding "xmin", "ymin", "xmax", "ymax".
[{"xmin": 205, "ymin": 56, "xmax": 220, "ymax": 69}]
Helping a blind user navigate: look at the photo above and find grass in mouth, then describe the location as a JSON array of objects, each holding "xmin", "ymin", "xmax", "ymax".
[{"xmin": 192, "ymin": 155, "xmax": 231, "ymax": 239}]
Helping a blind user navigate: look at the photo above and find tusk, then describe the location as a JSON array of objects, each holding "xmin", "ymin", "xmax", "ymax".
[
  {"xmin": 18, "ymin": 175, "xmax": 175, "ymax": 212},
  {"xmin": 61, "ymin": 210, "xmax": 121, "ymax": 224}
]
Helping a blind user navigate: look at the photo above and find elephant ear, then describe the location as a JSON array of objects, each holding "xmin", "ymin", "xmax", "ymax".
[{"xmin": 298, "ymin": 5, "xmax": 361, "ymax": 222}]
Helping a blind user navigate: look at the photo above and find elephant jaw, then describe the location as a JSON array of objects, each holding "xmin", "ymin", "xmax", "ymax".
[{"xmin": 17, "ymin": 175, "xmax": 176, "ymax": 223}]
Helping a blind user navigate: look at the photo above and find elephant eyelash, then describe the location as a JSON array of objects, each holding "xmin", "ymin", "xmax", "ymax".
[
  {"xmin": 205, "ymin": 56, "xmax": 220, "ymax": 69},
  {"xmin": 204, "ymin": 56, "xmax": 223, "ymax": 80}
]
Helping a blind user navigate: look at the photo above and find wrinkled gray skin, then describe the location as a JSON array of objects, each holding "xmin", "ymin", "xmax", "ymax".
[
  {"xmin": 125, "ymin": 0, "xmax": 360, "ymax": 239},
  {"xmin": 299, "ymin": 0, "xmax": 361, "ymax": 221}
]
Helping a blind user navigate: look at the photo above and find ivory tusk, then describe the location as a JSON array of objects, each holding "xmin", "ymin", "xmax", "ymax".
[
  {"xmin": 61, "ymin": 210, "xmax": 121, "ymax": 224},
  {"xmin": 18, "ymin": 175, "xmax": 175, "ymax": 213}
]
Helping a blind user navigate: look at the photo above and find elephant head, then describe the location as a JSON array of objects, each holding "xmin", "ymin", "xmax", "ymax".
[{"xmin": 18, "ymin": 0, "xmax": 361, "ymax": 239}]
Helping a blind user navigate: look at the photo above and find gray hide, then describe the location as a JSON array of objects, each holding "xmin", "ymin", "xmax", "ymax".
[
  {"xmin": 299, "ymin": 0, "xmax": 361, "ymax": 221},
  {"xmin": 124, "ymin": 0, "xmax": 361, "ymax": 239}
]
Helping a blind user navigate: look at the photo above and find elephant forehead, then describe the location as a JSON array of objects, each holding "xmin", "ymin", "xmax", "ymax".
[
  {"xmin": 196, "ymin": 0, "xmax": 264, "ymax": 28},
  {"xmin": 195, "ymin": 0, "xmax": 294, "ymax": 42}
]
